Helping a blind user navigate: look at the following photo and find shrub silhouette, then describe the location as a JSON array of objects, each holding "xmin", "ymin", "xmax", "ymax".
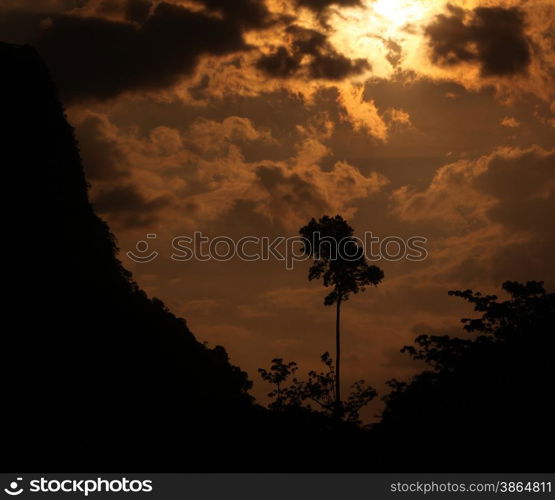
[{"xmin": 259, "ymin": 353, "xmax": 377, "ymax": 424}]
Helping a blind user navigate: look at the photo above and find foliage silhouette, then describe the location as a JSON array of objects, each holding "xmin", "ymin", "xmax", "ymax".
[
  {"xmin": 258, "ymin": 358, "xmax": 299, "ymax": 409},
  {"xmin": 375, "ymin": 280, "xmax": 555, "ymax": 471},
  {"xmin": 299, "ymin": 215, "xmax": 384, "ymax": 412},
  {"xmin": 259, "ymin": 353, "xmax": 377, "ymax": 424}
]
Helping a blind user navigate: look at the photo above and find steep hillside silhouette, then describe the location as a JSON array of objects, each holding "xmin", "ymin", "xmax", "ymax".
[
  {"xmin": 1, "ymin": 42, "xmax": 258, "ymax": 470},
  {"xmin": 1, "ymin": 42, "xmax": 374, "ymax": 472}
]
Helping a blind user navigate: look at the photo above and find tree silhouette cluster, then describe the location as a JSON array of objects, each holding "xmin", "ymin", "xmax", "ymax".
[
  {"xmin": 258, "ymin": 280, "xmax": 555, "ymax": 470},
  {"xmin": 375, "ymin": 280, "xmax": 555, "ymax": 470},
  {"xmin": 259, "ymin": 353, "xmax": 377, "ymax": 424}
]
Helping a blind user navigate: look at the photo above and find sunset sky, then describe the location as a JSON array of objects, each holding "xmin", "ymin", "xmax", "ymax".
[{"xmin": 2, "ymin": 0, "xmax": 554, "ymax": 415}]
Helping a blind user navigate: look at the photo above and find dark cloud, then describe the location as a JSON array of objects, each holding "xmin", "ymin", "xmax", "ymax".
[
  {"xmin": 0, "ymin": 12, "xmax": 47, "ymax": 44},
  {"xmin": 0, "ymin": 0, "xmax": 83, "ymax": 14},
  {"xmin": 21, "ymin": 1, "xmax": 271, "ymax": 103},
  {"xmin": 201, "ymin": 0, "xmax": 272, "ymax": 29},
  {"xmin": 93, "ymin": 184, "xmax": 171, "ymax": 228},
  {"xmin": 288, "ymin": 25, "xmax": 326, "ymax": 53},
  {"xmin": 124, "ymin": 0, "xmax": 152, "ymax": 24},
  {"xmin": 216, "ymin": 199, "xmax": 277, "ymax": 236},
  {"xmin": 75, "ymin": 114, "xmax": 128, "ymax": 181},
  {"xmin": 425, "ymin": 5, "xmax": 531, "ymax": 76},
  {"xmin": 256, "ymin": 25, "xmax": 369, "ymax": 80},
  {"xmin": 96, "ymin": 0, "xmax": 124, "ymax": 17},
  {"xmin": 295, "ymin": 0, "xmax": 362, "ymax": 14},
  {"xmin": 476, "ymin": 148, "xmax": 555, "ymax": 234},
  {"xmin": 443, "ymin": 168, "xmax": 555, "ymax": 288},
  {"xmin": 256, "ymin": 46, "xmax": 301, "ymax": 78},
  {"xmin": 255, "ymin": 165, "xmax": 328, "ymax": 220},
  {"xmin": 385, "ymin": 39, "xmax": 402, "ymax": 67},
  {"xmin": 308, "ymin": 52, "xmax": 369, "ymax": 80},
  {"xmin": 426, "ymin": 147, "xmax": 555, "ymax": 287}
]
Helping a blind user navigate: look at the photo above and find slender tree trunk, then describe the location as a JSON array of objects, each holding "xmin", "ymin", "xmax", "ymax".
[{"xmin": 335, "ymin": 297, "xmax": 341, "ymax": 410}]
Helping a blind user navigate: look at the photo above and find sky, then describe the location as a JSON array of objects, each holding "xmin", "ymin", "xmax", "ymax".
[{"xmin": 2, "ymin": 0, "xmax": 554, "ymax": 417}]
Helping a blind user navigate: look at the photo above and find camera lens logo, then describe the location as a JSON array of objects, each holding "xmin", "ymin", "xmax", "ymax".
[{"xmin": 4, "ymin": 478, "xmax": 23, "ymax": 496}]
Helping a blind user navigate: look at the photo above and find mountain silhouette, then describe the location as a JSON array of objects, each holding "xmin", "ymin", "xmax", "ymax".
[
  {"xmin": 0, "ymin": 42, "xmax": 371, "ymax": 472},
  {"xmin": 1, "ymin": 42, "xmax": 260, "ymax": 470}
]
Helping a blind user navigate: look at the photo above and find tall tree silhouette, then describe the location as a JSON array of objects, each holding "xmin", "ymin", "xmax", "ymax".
[{"xmin": 299, "ymin": 215, "xmax": 384, "ymax": 413}]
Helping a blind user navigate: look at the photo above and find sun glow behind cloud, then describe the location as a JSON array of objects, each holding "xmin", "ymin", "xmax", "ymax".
[
  {"xmin": 161, "ymin": 0, "xmax": 555, "ymax": 119},
  {"xmin": 326, "ymin": 0, "xmax": 443, "ymax": 78},
  {"xmin": 372, "ymin": 0, "xmax": 434, "ymax": 32}
]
